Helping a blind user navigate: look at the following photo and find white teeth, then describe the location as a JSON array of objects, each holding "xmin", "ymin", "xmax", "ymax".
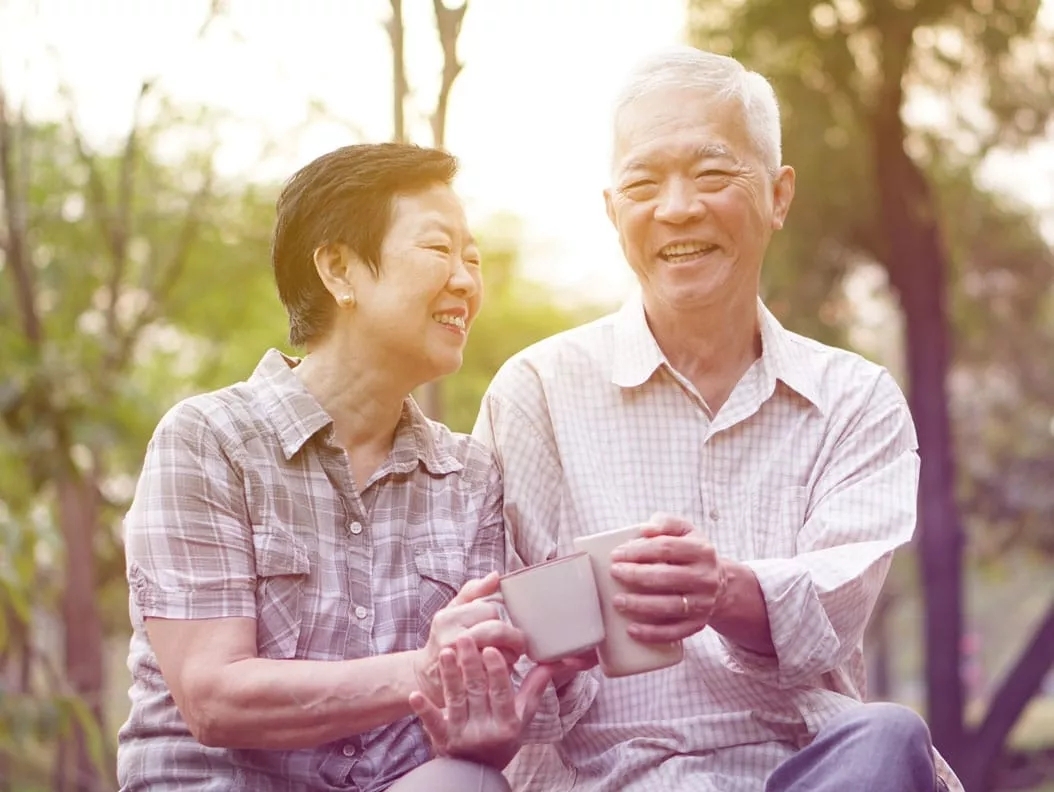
[
  {"xmin": 661, "ymin": 242, "xmax": 713, "ymax": 258},
  {"xmin": 433, "ymin": 313, "xmax": 466, "ymax": 330}
]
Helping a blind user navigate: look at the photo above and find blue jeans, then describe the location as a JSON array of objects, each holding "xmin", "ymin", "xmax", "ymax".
[{"xmin": 766, "ymin": 703, "xmax": 942, "ymax": 792}]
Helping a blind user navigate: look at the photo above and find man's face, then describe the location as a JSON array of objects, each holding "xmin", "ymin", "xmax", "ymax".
[{"xmin": 605, "ymin": 87, "xmax": 795, "ymax": 316}]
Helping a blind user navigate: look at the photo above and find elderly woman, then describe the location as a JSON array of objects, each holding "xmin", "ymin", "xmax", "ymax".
[{"xmin": 117, "ymin": 143, "xmax": 551, "ymax": 791}]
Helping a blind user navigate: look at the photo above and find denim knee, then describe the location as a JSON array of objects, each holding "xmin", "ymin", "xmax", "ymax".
[{"xmin": 836, "ymin": 702, "xmax": 932, "ymax": 757}]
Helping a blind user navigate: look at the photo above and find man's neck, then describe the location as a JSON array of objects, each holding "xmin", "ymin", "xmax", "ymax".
[{"xmin": 643, "ymin": 293, "xmax": 762, "ymax": 416}]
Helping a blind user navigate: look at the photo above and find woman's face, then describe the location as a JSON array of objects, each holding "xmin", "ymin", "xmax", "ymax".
[{"xmin": 339, "ymin": 183, "xmax": 483, "ymax": 386}]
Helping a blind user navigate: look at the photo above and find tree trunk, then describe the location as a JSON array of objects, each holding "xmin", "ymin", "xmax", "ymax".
[
  {"xmin": 962, "ymin": 599, "xmax": 1054, "ymax": 791},
  {"xmin": 872, "ymin": 91, "xmax": 966, "ymax": 770},
  {"xmin": 55, "ymin": 469, "xmax": 108, "ymax": 792}
]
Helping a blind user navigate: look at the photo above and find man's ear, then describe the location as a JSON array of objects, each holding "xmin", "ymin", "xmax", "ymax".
[
  {"xmin": 770, "ymin": 166, "xmax": 795, "ymax": 231},
  {"xmin": 604, "ymin": 188, "xmax": 617, "ymax": 229}
]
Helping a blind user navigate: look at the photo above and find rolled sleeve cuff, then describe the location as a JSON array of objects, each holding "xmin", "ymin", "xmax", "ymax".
[
  {"xmin": 522, "ymin": 671, "xmax": 599, "ymax": 744},
  {"xmin": 128, "ymin": 562, "xmax": 257, "ymax": 620},
  {"xmin": 720, "ymin": 558, "xmax": 840, "ymax": 689}
]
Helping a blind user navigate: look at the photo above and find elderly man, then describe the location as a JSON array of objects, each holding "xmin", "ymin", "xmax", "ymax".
[{"xmin": 469, "ymin": 47, "xmax": 963, "ymax": 792}]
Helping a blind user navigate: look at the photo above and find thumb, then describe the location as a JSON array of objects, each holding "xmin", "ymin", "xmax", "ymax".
[
  {"xmin": 515, "ymin": 664, "xmax": 554, "ymax": 725},
  {"xmin": 451, "ymin": 571, "xmax": 500, "ymax": 605},
  {"xmin": 409, "ymin": 691, "xmax": 449, "ymax": 750}
]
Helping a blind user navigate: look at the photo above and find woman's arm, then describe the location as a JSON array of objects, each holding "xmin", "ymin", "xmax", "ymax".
[
  {"xmin": 128, "ymin": 401, "xmax": 524, "ymax": 750},
  {"xmin": 147, "ymin": 575, "xmax": 523, "ymax": 749}
]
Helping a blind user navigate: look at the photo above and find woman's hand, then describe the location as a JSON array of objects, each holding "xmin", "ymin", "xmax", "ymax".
[
  {"xmin": 410, "ymin": 635, "xmax": 552, "ymax": 770},
  {"xmin": 413, "ymin": 573, "xmax": 527, "ymax": 706},
  {"xmin": 540, "ymin": 648, "xmax": 599, "ymax": 691}
]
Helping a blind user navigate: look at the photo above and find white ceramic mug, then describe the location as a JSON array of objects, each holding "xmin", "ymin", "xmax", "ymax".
[
  {"xmin": 573, "ymin": 525, "xmax": 686, "ymax": 677},
  {"xmin": 491, "ymin": 552, "xmax": 606, "ymax": 663}
]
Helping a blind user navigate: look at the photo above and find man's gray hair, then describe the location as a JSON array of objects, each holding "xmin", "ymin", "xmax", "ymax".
[{"xmin": 612, "ymin": 46, "xmax": 783, "ymax": 175}]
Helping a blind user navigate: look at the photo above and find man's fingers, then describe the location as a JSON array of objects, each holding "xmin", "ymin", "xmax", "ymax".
[
  {"xmin": 613, "ymin": 591, "xmax": 718, "ymax": 620},
  {"xmin": 625, "ymin": 619, "xmax": 708, "ymax": 644},
  {"xmin": 610, "ymin": 535, "xmax": 711, "ymax": 566},
  {"xmin": 610, "ymin": 561, "xmax": 715, "ymax": 594},
  {"xmin": 640, "ymin": 513, "xmax": 695, "ymax": 537},
  {"xmin": 481, "ymin": 646, "xmax": 518, "ymax": 723},
  {"xmin": 409, "ymin": 691, "xmax": 449, "ymax": 749},
  {"xmin": 451, "ymin": 572, "xmax": 501, "ymax": 606}
]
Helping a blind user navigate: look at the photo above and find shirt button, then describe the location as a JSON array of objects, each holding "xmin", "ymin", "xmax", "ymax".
[
  {"xmin": 709, "ymin": 509, "xmax": 719, "ymax": 521},
  {"xmin": 342, "ymin": 744, "xmax": 356, "ymax": 758},
  {"xmin": 349, "ymin": 521, "xmax": 363, "ymax": 535},
  {"xmin": 355, "ymin": 606, "xmax": 368, "ymax": 619}
]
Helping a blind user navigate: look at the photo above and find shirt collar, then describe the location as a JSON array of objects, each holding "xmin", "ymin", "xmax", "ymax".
[
  {"xmin": 610, "ymin": 296, "xmax": 823, "ymax": 412},
  {"xmin": 250, "ymin": 348, "xmax": 463, "ymax": 473},
  {"xmin": 755, "ymin": 301, "xmax": 823, "ymax": 411},
  {"xmin": 611, "ymin": 297, "xmax": 667, "ymax": 388}
]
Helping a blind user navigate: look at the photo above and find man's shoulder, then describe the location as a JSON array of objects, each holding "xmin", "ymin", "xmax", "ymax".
[{"xmin": 778, "ymin": 326, "xmax": 906, "ymax": 412}]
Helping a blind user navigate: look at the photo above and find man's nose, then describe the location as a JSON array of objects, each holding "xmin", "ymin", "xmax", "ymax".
[{"xmin": 654, "ymin": 179, "xmax": 704, "ymax": 224}]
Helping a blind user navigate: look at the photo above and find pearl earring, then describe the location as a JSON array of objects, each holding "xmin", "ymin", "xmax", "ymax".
[{"xmin": 339, "ymin": 294, "xmax": 353, "ymax": 306}]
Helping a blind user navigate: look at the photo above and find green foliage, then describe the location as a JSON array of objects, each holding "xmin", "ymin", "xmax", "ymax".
[{"xmin": 0, "ymin": 103, "xmax": 286, "ymax": 784}]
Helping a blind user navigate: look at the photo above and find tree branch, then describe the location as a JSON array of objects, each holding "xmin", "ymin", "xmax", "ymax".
[
  {"xmin": 105, "ymin": 165, "xmax": 215, "ymax": 375},
  {"xmin": 964, "ymin": 597, "xmax": 1054, "ymax": 785},
  {"xmin": 386, "ymin": 0, "xmax": 409, "ymax": 143},
  {"xmin": 430, "ymin": 0, "xmax": 467, "ymax": 149},
  {"xmin": 0, "ymin": 83, "xmax": 42, "ymax": 346},
  {"xmin": 105, "ymin": 79, "xmax": 156, "ymax": 341}
]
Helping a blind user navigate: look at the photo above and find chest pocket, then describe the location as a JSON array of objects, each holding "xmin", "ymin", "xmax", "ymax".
[
  {"xmin": 741, "ymin": 485, "xmax": 809, "ymax": 560},
  {"xmin": 252, "ymin": 528, "xmax": 311, "ymax": 659},
  {"xmin": 412, "ymin": 545, "xmax": 466, "ymax": 647}
]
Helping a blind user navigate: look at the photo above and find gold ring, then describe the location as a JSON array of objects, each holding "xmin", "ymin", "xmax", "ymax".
[{"xmin": 681, "ymin": 594, "xmax": 689, "ymax": 616}]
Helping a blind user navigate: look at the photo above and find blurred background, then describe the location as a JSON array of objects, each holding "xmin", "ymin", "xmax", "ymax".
[{"xmin": 0, "ymin": 0, "xmax": 1052, "ymax": 790}]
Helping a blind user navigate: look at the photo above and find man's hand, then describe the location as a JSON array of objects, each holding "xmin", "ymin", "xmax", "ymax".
[
  {"xmin": 409, "ymin": 635, "xmax": 552, "ymax": 769},
  {"xmin": 413, "ymin": 573, "xmax": 527, "ymax": 706},
  {"xmin": 607, "ymin": 514, "xmax": 728, "ymax": 643}
]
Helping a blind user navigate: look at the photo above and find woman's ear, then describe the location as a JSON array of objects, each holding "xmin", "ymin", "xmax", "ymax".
[{"xmin": 313, "ymin": 243, "xmax": 357, "ymax": 308}]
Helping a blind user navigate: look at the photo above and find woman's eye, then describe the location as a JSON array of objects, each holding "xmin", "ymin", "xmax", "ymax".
[{"xmin": 428, "ymin": 244, "xmax": 452, "ymax": 254}]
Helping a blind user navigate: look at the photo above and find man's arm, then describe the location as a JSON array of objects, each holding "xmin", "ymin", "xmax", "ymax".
[{"xmin": 611, "ymin": 370, "xmax": 918, "ymax": 689}]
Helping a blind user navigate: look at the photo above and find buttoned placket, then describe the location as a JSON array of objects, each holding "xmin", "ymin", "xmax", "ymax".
[{"xmin": 315, "ymin": 438, "xmax": 374, "ymax": 783}]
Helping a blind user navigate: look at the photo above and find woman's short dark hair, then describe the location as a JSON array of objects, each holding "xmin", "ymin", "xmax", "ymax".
[{"xmin": 271, "ymin": 142, "xmax": 459, "ymax": 347}]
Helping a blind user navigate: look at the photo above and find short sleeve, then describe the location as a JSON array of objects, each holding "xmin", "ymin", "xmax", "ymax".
[{"xmin": 124, "ymin": 401, "xmax": 257, "ymax": 621}]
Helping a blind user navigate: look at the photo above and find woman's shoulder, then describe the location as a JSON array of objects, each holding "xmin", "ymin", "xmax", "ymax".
[
  {"xmin": 421, "ymin": 418, "xmax": 499, "ymax": 488},
  {"xmin": 150, "ymin": 380, "xmax": 265, "ymax": 453}
]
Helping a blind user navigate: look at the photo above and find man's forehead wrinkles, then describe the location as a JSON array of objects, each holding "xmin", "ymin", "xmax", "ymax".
[{"xmin": 618, "ymin": 140, "xmax": 740, "ymax": 173}]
